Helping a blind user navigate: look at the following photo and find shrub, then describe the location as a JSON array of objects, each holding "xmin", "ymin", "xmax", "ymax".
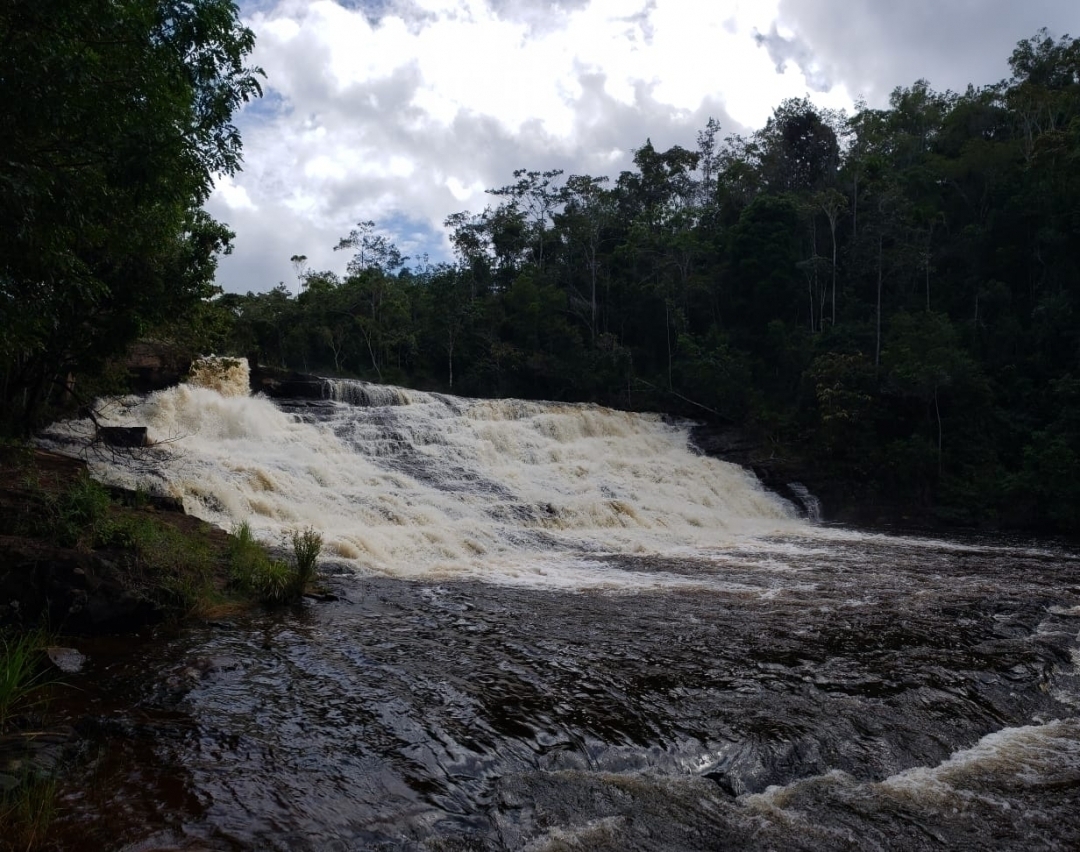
[
  {"xmin": 228, "ymin": 522, "xmax": 322, "ymax": 605},
  {"xmin": 290, "ymin": 527, "xmax": 323, "ymax": 591}
]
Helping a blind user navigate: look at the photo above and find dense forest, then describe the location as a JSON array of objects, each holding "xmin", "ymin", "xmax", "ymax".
[
  {"xmin": 220, "ymin": 31, "xmax": 1080, "ymax": 531},
  {"xmin": 2, "ymin": 5, "xmax": 1078, "ymax": 531},
  {"xmin": 0, "ymin": 0, "xmax": 262, "ymax": 428}
]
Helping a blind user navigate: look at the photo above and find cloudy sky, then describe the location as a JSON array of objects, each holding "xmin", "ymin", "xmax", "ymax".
[{"xmin": 207, "ymin": 0, "xmax": 1074, "ymax": 294}]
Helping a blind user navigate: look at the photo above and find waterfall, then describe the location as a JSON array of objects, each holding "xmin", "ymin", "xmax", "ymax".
[
  {"xmin": 786, "ymin": 482, "xmax": 823, "ymax": 522},
  {"xmin": 321, "ymin": 377, "xmax": 423, "ymax": 407},
  {"xmin": 40, "ymin": 368, "xmax": 801, "ymax": 586}
]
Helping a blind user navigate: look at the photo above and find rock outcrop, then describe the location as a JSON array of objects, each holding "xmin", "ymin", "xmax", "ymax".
[
  {"xmin": 124, "ymin": 340, "xmax": 193, "ymax": 393},
  {"xmin": 248, "ymin": 363, "xmax": 326, "ymax": 400}
]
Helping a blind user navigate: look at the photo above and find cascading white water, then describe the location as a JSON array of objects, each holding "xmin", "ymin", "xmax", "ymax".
[
  {"xmin": 186, "ymin": 354, "xmax": 251, "ymax": 397},
  {"xmin": 40, "ymin": 365, "xmax": 800, "ymax": 586}
]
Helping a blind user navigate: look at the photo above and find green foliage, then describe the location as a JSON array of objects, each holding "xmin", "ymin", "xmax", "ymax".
[
  {"xmin": 51, "ymin": 476, "xmax": 114, "ymax": 549},
  {"xmin": 805, "ymin": 351, "xmax": 877, "ymax": 466},
  {"xmin": 1010, "ymin": 432, "xmax": 1080, "ymax": 529},
  {"xmin": 11, "ymin": 473, "xmax": 116, "ymax": 550},
  {"xmin": 229, "ymin": 522, "xmax": 321, "ymax": 605},
  {"xmin": 0, "ymin": 631, "xmax": 57, "ymax": 851},
  {"xmin": 0, "ymin": 0, "xmax": 262, "ymax": 429},
  {"xmin": 109, "ymin": 515, "xmax": 216, "ymax": 612},
  {"xmin": 291, "ymin": 527, "xmax": 324, "ymax": 591}
]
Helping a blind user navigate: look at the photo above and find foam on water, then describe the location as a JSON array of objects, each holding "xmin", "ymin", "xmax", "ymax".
[
  {"xmin": 186, "ymin": 355, "xmax": 251, "ymax": 397},
  {"xmin": 40, "ymin": 371, "xmax": 799, "ymax": 585},
  {"xmin": 879, "ymin": 719, "xmax": 1080, "ymax": 795}
]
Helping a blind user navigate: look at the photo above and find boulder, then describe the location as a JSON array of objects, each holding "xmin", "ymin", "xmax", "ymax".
[{"xmin": 0, "ymin": 536, "xmax": 162, "ymax": 634}]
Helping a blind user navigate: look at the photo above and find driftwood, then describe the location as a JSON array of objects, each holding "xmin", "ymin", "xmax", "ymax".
[{"xmin": 97, "ymin": 426, "xmax": 148, "ymax": 448}]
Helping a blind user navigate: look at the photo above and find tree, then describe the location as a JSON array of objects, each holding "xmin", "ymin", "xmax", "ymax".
[
  {"xmin": 815, "ymin": 189, "xmax": 847, "ymax": 326},
  {"xmin": 758, "ymin": 98, "xmax": 842, "ymax": 193},
  {"xmin": 424, "ymin": 265, "xmax": 476, "ymax": 390},
  {"xmin": 334, "ymin": 221, "xmax": 407, "ymax": 274},
  {"xmin": 290, "ymin": 255, "xmax": 309, "ymax": 295},
  {"xmin": 883, "ymin": 311, "xmax": 986, "ymax": 479},
  {"xmin": 557, "ymin": 174, "xmax": 612, "ymax": 342},
  {"xmin": 0, "ymin": 0, "xmax": 263, "ymax": 428},
  {"xmin": 487, "ymin": 169, "xmax": 564, "ymax": 271}
]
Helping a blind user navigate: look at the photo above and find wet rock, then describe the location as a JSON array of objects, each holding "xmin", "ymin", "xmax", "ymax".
[
  {"xmin": 46, "ymin": 646, "xmax": 86, "ymax": 673},
  {"xmin": 124, "ymin": 340, "xmax": 193, "ymax": 393},
  {"xmin": 0, "ymin": 536, "xmax": 163, "ymax": 633},
  {"xmin": 0, "ymin": 729, "xmax": 76, "ymax": 785},
  {"xmin": 248, "ymin": 363, "xmax": 326, "ymax": 400}
]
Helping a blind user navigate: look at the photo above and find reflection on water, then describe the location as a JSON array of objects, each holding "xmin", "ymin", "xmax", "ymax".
[{"xmin": 51, "ymin": 534, "xmax": 1080, "ymax": 851}]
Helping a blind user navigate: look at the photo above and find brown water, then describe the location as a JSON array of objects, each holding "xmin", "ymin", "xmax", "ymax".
[{"xmin": 48, "ymin": 533, "xmax": 1080, "ymax": 851}]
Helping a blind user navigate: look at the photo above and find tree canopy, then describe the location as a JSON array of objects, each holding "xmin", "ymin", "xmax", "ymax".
[{"xmin": 0, "ymin": 0, "xmax": 262, "ymax": 426}]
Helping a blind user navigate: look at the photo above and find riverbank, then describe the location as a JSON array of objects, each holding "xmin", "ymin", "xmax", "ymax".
[
  {"xmin": 0, "ymin": 439, "xmax": 322, "ymax": 850},
  {"xmin": 0, "ymin": 445, "xmax": 237, "ymax": 634}
]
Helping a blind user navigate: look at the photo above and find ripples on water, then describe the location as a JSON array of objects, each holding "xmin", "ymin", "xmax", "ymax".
[
  {"xmin": 51, "ymin": 535, "xmax": 1080, "ymax": 851},
  {"xmin": 37, "ymin": 374, "xmax": 1080, "ymax": 850}
]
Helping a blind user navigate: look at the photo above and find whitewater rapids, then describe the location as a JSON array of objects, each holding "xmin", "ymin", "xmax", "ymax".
[{"xmin": 39, "ymin": 372, "xmax": 797, "ymax": 587}]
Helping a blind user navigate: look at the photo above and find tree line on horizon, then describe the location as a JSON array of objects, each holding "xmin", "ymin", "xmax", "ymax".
[{"xmin": 221, "ymin": 29, "xmax": 1080, "ymax": 530}]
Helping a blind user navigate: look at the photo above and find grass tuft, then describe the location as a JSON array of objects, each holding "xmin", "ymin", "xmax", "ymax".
[
  {"xmin": 291, "ymin": 527, "xmax": 323, "ymax": 591},
  {"xmin": 228, "ymin": 522, "xmax": 323, "ymax": 605},
  {"xmin": 0, "ymin": 775, "xmax": 58, "ymax": 852},
  {"xmin": 0, "ymin": 632, "xmax": 48, "ymax": 730}
]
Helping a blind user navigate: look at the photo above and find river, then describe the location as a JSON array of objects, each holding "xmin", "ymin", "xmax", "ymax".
[{"xmin": 39, "ymin": 368, "xmax": 1080, "ymax": 850}]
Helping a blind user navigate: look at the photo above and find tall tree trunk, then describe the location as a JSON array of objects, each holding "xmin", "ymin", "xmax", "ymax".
[
  {"xmin": 852, "ymin": 172, "xmax": 858, "ymax": 240},
  {"xmin": 831, "ymin": 221, "xmax": 837, "ymax": 326},
  {"xmin": 934, "ymin": 387, "xmax": 942, "ymax": 478},
  {"xmin": 664, "ymin": 299, "xmax": 673, "ymax": 390},
  {"xmin": 875, "ymin": 233, "xmax": 883, "ymax": 369}
]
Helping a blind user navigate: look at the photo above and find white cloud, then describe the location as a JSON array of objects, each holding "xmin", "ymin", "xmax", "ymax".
[
  {"xmin": 212, "ymin": 175, "xmax": 258, "ymax": 212},
  {"xmin": 775, "ymin": 0, "xmax": 1076, "ymax": 106},
  {"xmin": 212, "ymin": 0, "xmax": 858, "ymax": 293}
]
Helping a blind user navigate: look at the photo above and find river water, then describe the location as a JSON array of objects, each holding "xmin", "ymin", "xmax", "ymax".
[{"xmin": 39, "ymin": 371, "xmax": 1080, "ymax": 851}]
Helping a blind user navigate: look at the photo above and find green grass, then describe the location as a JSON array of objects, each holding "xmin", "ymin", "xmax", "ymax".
[
  {"xmin": 10, "ymin": 471, "xmax": 114, "ymax": 549},
  {"xmin": 229, "ymin": 522, "xmax": 322, "ymax": 605},
  {"xmin": 0, "ymin": 631, "xmax": 58, "ymax": 852},
  {"xmin": 291, "ymin": 527, "xmax": 324, "ymax": 591},
  {"xmin": 0, "ymin": 775, "xmax": 58, "ymax": 852},
  {"xmin": 0, "ymin": 633, "xmax": 48, "ymax": 730},
  {"xmin": 107, "ymin": 514, "xmax": 216, "ymax": 614}
]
